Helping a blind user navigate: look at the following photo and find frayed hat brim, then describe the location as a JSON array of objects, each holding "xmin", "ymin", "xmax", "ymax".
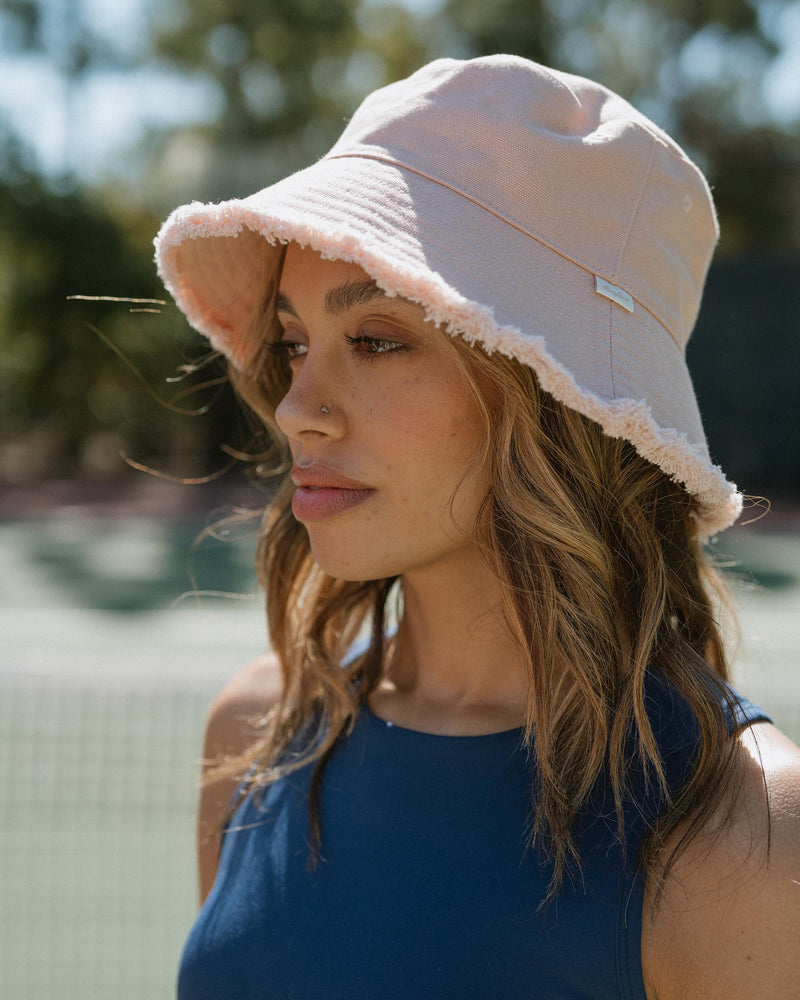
[{"xmin": 156, "ymin": 153, "xmax": 740, "ymax": 538}]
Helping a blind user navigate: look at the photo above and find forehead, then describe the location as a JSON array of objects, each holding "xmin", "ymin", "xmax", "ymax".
[
  {"xmin": 280, "ymin": 243, "xmax": 369, "ymax": 290},
  {"xmin": 277, "ymin": 244, "xmax": 426, "ymax": 318}
]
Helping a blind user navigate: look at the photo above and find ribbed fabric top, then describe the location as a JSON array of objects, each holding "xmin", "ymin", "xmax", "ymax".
[{"xmin": 177, "ymin": 677, "xmax": 769, "ymax": 1000}]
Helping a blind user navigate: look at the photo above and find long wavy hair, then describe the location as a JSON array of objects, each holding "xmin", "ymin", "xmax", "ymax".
[{"xmin": 223, "ymin": 256, "xmax": 742, "ymax": 898}]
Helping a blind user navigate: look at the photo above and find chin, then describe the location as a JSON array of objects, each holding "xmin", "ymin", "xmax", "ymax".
[
  {"xmin": 306, "ymin": 535, "xmax": 413, "ymax": 583},
  {"xmin": 313, "ymin": 561, "xmax": 392, "ymax": 583},
  {"xmin": 308, "ymin": 545, "xmax": 389, "ymax": 583}
]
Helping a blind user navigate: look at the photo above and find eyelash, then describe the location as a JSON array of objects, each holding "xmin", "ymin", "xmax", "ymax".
[
  {"xmin": 269, "ymin": 333, "xmax": 407, "ymax": 362},
  {"xmin": 345, "ymin": 334, "xmax": 406, "ymax": 359},
  {"xmin": 268, "ymin": 340, "xmax": 306, "ymax": 360}
]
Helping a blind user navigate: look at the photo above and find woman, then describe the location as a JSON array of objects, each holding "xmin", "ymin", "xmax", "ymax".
[{"xmin": 156, "ymin": 55, "xmax": 800, "ymax": 999}]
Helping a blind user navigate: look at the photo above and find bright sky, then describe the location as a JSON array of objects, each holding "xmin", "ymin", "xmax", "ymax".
[
  {"xmin": 0, "ymin": 0, "xmax": 798, "ymax": 185},
  {"xmin": 0, "ymin": 0, "xmax": 223, "ymax": 182}
]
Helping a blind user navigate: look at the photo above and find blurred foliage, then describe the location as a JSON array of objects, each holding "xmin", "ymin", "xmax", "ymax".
[
  {"xmin": 0, "ymin": 0, "xmax": 798, "ymax": 490},
  {"xmin": 145, "ymin": 0, "xmax": 431, "ymax": 202},
  {"xmin": 0, "ymin": 126, "xmax": 245, "ymax": 481}
]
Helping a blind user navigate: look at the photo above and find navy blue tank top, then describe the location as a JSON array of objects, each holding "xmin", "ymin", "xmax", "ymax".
[{"xmin": 177, "ymin": 676, "xmax": 769, "ymax": 999}]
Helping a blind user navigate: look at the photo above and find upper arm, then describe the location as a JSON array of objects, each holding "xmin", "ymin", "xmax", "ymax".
[
  {"xmin": 642, "ymin": 722, "xmax": 800, "ymax": 1000},
  {"xmin": 197, "ymin": 652, "xmax": 282, "ymax": 906}
]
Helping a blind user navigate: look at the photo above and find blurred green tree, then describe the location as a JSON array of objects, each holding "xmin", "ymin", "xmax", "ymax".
[
  {"xmin": 0, "ymin": 127, "xmax": 222, "ymax": 482},
  {"xmin": 144, "ymin": 0, "xmax": 430, "ymax": 204}
]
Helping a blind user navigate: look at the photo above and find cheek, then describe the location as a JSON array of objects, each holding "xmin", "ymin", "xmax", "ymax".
[
  {"xmin": 363, "ymin": 365, "xmax": 486, "ymax": 480},
  {"xmin": 410, "ymin": 382, "xmax": 486, "ymax": 482},
  {"xmin": 440, "ymin": 376, "xmax": 486, "ymax": 458}
]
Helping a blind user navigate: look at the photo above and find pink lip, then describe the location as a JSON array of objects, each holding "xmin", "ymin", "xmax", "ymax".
[
  {"xmin": 290, "ymin": 465, "xmax": 375, "ymax": 522},
  {"xmin": 290, "ymin": 464, "xmax": 370, "ymax": 490}
]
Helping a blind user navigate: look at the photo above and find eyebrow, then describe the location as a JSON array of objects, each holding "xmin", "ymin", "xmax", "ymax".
[{"xmin": 275, "ymin": 279, "xmax": 415, "ymax": 318}]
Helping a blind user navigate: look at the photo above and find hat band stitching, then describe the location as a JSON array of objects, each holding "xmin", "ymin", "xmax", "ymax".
[
  {"xmin": 607, "ymin": 300, "xmax": 617, "ymax": 399},
  {"xmin": 324, "ymin": 150, "xmax": 684, "ymax": 354},
  {"xmin": 612, "ymin": 133, "xmax": 657, "ymax": 282}
]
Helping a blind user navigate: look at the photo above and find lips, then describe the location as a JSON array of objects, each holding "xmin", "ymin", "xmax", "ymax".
[
  {"xmin": 290, "ymin": 464, "xmax": 371, "ymax": 490},
  {"xmin": 290, "ymin": 464, "xmax": 375, "ymax": 522}
]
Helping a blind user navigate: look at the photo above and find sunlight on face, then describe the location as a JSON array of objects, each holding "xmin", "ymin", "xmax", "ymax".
[{"xmin": 273, "ymin": 244, "xmax": 490, "ymax": 583}]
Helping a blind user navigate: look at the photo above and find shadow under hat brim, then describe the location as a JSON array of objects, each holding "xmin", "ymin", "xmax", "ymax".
[{"xmin": 155, "ymin": 153, "xmax": 741, "ymax": 538}]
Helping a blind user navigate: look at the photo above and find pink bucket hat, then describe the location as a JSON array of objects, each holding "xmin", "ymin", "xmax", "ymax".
[{"xmin": 155, "ymin": 54, "xmax": 741, "ymax": 537}]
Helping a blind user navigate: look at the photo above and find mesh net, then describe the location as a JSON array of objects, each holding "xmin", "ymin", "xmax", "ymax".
[{"xmin": 0, "ymin": 679, "xmax": 206, "ymax": 999}]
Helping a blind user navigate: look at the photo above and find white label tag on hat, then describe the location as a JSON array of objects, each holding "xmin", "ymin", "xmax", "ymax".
[{"xmin": 595, "ymin": 276, "xmax": 634, "ymax": 313}]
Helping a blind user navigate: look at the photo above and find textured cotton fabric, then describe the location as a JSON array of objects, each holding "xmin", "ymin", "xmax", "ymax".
[{"xmin": 177, "ymin": 677, "xmax": 769, "ymax": 1000}]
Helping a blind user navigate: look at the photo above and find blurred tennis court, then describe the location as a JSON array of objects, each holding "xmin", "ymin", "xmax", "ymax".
[{"xmin": 1, "ymin": 506, "xmax": 798, "ymax": 999}]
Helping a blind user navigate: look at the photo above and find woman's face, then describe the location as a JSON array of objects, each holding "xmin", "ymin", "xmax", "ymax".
[{"xmin": 273, "ymin": 243, "xmax": 490, "ymax": 582}]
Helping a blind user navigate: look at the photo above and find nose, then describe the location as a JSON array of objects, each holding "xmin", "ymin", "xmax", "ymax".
[{"xmin": 274, "ymin": 354, "xmax": 344, "ymax": 442}]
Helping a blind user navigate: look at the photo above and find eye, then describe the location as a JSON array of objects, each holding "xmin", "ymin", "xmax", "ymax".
[
  {"xmin": 345, "ymin": 322, "xmax": 408, "ymax": 357},
  {"xmin": 346, "ymin": 334, "xmax": 401, "ymax": 354},
  {"xmin": 268, "ymin": 340, "xmax": 307, "ymax": 360}
]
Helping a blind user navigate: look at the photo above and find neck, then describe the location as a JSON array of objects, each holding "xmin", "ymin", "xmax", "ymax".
[{"xmin": 371, "ymin": 550, "xmax": 530, "ymax": 735}]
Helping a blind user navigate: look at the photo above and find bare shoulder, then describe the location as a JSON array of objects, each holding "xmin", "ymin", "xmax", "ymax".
[
  {"xmin": 204, "ymin": 651, "xmax": 283, "ymax": 756},
  {"xmin": 196, "ymin": 652, "xmax": 283, "ymax": 905},
  {"xmin": 642, "ymin": 722, "xmax": 800, "ymax": 1000}
]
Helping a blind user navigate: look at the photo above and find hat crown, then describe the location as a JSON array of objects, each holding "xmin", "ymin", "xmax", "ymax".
[{"xmin": 327, "ymin": 55, "xmax": 718, "ymax": 349}]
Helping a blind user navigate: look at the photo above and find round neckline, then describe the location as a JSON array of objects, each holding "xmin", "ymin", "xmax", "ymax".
[{"xmin": 362, "ymin": 702, "xmax": 525, "ymax": 741}]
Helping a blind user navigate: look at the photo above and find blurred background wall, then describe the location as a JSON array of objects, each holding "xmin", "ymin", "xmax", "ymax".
[{"xmin": 1, "ymin": 1, "xmax": 798, "ymax": 997}]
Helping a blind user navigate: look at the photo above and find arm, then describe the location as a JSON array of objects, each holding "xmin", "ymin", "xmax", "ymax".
[
  {"xmin": 642, "ymin": 722, "xmax": 800, "ymax": 1000},
  {"xmin": 197, "ymin": 652, "xmax": 282, "ymax": 905}
]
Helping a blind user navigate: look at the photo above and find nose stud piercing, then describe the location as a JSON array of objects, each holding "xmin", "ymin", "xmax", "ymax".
[{"xmin": 320, "ymin": 404, "xmax": 330, "ymax": 415}]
